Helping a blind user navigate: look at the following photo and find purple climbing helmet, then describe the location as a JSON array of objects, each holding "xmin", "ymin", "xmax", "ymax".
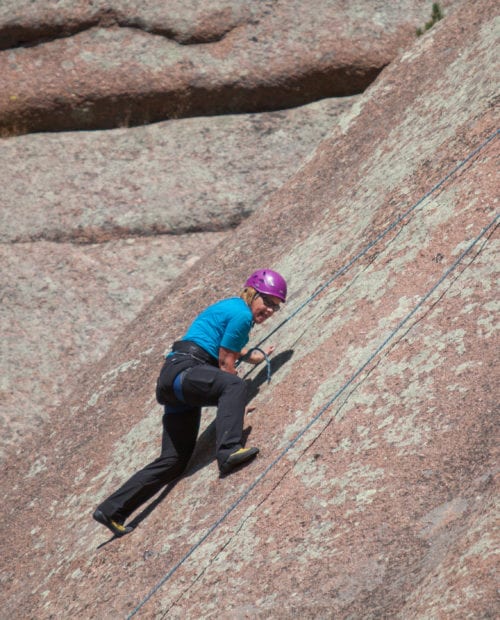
[{"xmin": 245, "ymin": 269, "xmax": 287, "ymax": 302}]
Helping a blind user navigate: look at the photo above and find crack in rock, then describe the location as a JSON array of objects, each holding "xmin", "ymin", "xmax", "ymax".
[{"xmin": 0, "ymin": 9, "xmax": 235, "ymax": 50}]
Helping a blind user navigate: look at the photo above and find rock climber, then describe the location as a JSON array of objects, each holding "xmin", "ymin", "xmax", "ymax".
[{"xmin": 93, "ymin": 269, "xmax": 287, "ymax": 536}]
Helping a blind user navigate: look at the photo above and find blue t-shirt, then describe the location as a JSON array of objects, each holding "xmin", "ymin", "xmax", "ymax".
[{"xmin": 181, "ymin": 297, "xmax": 253, "ymax": 359}]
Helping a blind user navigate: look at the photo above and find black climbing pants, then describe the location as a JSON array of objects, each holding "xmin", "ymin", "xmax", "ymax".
[{"xmin": 98, "ymin": 363, "xmax": 248, "ymax": 522}]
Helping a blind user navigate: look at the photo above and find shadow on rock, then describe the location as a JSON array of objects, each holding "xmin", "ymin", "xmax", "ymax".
[
  {"xmin": 244, "ymin": 348, "xmax": 294, "ymax": 403},
  {"xmin": 186, "ymin": 423, "xmax": 254, "ymax": 477},
  {"xmin": 96, "ymin": 478, "xmax": 183, "ymax": 547},
  {"xmin": 124, "ymin": 479, "xmax": 183, "ymax": 532}
]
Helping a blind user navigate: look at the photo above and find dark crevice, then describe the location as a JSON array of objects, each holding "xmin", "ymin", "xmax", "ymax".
[
  {"xmin": 0, "ymin": 10, "xmax": 234, "ymax": 51},
  {"xmin": 0, "ymin": 64, "xmax": 383, "ymax": 136},
  {"xmin": 6, "ymin": 218, "xmax": 244, "ymax": 246}
]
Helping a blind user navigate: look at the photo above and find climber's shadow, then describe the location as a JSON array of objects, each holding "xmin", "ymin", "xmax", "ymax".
[
  {"xmin": 103, "ymin": 421, "xmax": 252, "ymax": 542},
  {"xmin": 244, "ymin": 348, "xmax": 294, "ymax": 402},
  {"xmin": 186, "ymin": 422, "xmax": 254, "ymax": 476},
  {"xmin": 185, "ymin": 349, "xmax": 294, "ymax": 476}
]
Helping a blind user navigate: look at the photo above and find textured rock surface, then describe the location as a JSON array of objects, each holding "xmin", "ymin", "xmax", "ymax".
[
  {"xmin": 0, "ymin": 233, "xmax": 226, "ymax": 451},
  {"xmin": 1, "ymin": 97, "xmax": 353, "ymax": 458},
  {"xmin": 0, "ymin": 97, "xmax": 356, "ymax": 243},
  {"xmin": 0, "ymin": 1, "xmax": 498, "ymax": 619},
  {"xmin": 0, "ymin": 0, "xmax": 454, "ymax": 133}
]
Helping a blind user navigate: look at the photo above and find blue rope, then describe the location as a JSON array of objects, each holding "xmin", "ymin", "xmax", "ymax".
[
  {"xmin": 256, "ymin": 129, "xmax": 499, "ymax": 348},
  {"xmin": 126, "ymin": 132, "xmax": 498, "ymax": 618},
  {"xmin": 238, "ymin": 347, "xmax": 272, "ymax": 382}
]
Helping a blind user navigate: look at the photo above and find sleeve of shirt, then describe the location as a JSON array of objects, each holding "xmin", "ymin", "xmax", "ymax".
[{"xmin": 220, "ymin": 312, "xmax": 252, "ymax": 352}]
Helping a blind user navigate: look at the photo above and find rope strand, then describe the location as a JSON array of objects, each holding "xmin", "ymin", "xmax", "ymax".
[
  {"xmin": 238, "ymin": 347, "xmax": 272, "ymax": 382},
  {"xmin": 257, "ymin": 129, "xmax": 499, "ymax": 348}
]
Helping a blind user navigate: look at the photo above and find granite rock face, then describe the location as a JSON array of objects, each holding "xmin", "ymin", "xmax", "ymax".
[
  {"xmin": 0, "ymin": 0, "xmax": 452, "ymax": 133},
  {"xmin": 0, "ymin": 0, "xmax": 458, "ymax": 455},
  {"xmin": 0, "ymin": 98, "xmax": 356, "ymax": 244},
  {"xmin": 0, "ymin": 97, "xmax": 353, "ymax": 458},
  {"xmin": 0, "ymin": 1, "xmax": 498, "ymax": 619}
]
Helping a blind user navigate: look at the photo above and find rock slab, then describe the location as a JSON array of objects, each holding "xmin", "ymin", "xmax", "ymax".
[
  {"xmin": 1, "ymin": 97, "xmax": 353, "ymax": 458},
  {"xmin": 0, "ymin": 0, "xmax": 454, "ymax": 133}
]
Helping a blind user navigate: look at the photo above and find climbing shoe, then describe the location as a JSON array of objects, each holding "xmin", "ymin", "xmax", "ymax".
[
  {"xmin": 93, "ymin": 508, "xmax": 133, "ymax": 537},
  {"xmin": 219, "ymin": 446, "xmax": 259, "ymax": 476}
]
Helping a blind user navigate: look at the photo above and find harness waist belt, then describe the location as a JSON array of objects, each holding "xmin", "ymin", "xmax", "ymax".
[{"xmin": 171, "ymin": 340, "xmax": 219, "ymax": 367}]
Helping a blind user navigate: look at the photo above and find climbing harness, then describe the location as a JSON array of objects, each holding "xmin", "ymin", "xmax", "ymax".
[
  {"xmin": 126, "ymin": 129, "xmax": 498, "ymax": 619},
  {"xmin": 172, "ymin": 370, "xmax": 187, "ymax": 403}
]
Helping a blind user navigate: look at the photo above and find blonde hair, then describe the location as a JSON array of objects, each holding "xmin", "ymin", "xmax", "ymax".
[{"xmin": 241, "ymin": 286, "xmax": 258, "ymax": 307}]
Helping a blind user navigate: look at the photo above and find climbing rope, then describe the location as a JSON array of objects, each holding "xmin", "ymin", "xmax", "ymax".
[
  {"xmin": 256, "ymin": 129, "xmax": 499, "ymax": 349},
  {"xmin": 126, "ymin": 130, "xmax": 498, "ymax": 619},
  {"xmin": 238, "ymin": 346, "xmax": 272, "ymax": 382}
]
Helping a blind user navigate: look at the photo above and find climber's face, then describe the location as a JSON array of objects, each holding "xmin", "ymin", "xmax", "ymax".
[{"xmin": 251, "ymin": 293, "xmax": 281, "ymax": 324}]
